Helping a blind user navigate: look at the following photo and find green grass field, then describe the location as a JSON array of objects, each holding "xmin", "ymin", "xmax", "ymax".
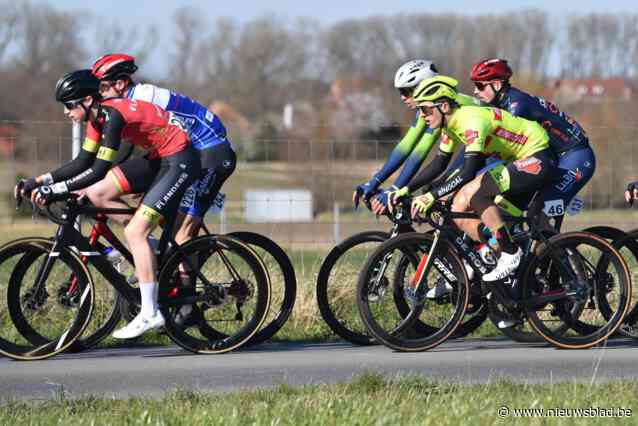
[{"xmin": 1, "ymin": 373, "xmax": 635, "ymax": 425}]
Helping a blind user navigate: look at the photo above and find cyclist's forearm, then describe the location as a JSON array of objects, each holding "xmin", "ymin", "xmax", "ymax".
[
  {"xmin": 48, "ymin": 149, "xmax": 97, "ymax": 184},
  {"xmin": 62, "ymin": 159, "xmax": 112, "ymax": 192},
  {"xmin": 372, "ymin": 126, "xmax": 424, "ymax": 184},
  {"xmin": 392, "ymin": 133, "xmax": 439, "ymax": 188},
  {"xmin": 392, "ymin": 152, "xmax": 426, "ymax": 188},
  {"xmin": 429, "ymin": 153, "xmax": 484, "ymax": 198},
  {"xmin": 406, "ymin": 151, "xmax": 451, "ymax": 193}
]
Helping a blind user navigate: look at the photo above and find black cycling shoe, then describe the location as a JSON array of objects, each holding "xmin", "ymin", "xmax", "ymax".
[{"xmin": 174, "ymin": 305, "xmax": 201, "ymax": 329}]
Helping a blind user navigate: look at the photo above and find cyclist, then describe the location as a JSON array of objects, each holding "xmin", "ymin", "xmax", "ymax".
[
  {"xmin": 397, "ymin": 75, "xmax": 555, "ymax": 282},
  {"xmin": 88, "ymin": 54, "xmax": 235, "ymax": 248},
  {"xmin": 470, "ymin": 58, "xmax": 594, "ymax": 221},
  {"xmin": 626, "ymin": 182, "xmax": 638, "ymax": 205},
  {"xmin": 353, "ymin": 59, "xmax": 482, "ymax": 215},
  {"xmin": 16, "ymin": 70, "xmax": 201, "ymax": 338},
  {"xmin": 89, "ymin": 54, "xmax": 236, "ymax": 325}
]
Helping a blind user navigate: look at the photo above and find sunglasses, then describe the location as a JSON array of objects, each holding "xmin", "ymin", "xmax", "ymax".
[
  {"xmin": 474, "ymin": 81, "xmax": 494, "ymax": 91},
  {"xmin": 98, "ymin": 81, "xmax": 115, "ymax": 92},
  {"xmin": 418, "ymin": 103, "xmax": 443, "ymax": 116},
  {"xmin": 63, "ymin": 99, "xmax": 83, "ymax": 110},
  {"xmin": 398, "ymin": 87, "xmax": 413, "ymax": 97}
]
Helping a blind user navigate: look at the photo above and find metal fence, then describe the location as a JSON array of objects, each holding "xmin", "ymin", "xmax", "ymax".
[{"xmin": 1, "ymin": 120, "xmax": 638, "ymax": 248}]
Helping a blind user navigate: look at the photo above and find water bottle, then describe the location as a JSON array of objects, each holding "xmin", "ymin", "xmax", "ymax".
[
  {"xmin": 103, "ymin": 246, "xmax": 123, "ymax": 273},
  {"xmin": 148, "ymin": 235, "xmax": 160, "ymax": 255}
]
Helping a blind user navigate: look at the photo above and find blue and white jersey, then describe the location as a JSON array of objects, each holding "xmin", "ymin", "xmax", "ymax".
[{"xmin": 126, "ymin": 83, "xmax": 230, "ymax": 151}]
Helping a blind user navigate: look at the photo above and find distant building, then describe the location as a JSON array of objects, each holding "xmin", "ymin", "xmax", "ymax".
[
  {"xmin": 0, "ymin": 124, "xmax": 17, "ymax": 158},
  {"xmin": 549, "ymin": 78, "xmax": 635, "ymax": 104}
]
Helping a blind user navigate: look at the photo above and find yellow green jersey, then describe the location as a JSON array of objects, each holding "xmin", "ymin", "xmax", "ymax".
[
  {"xmin": 365, "ymin": 93, "xmax": 481, "ymax": 189},
  {"xmin": 439, "ymin": 106, "xmax": 550, "ymax": 162}
]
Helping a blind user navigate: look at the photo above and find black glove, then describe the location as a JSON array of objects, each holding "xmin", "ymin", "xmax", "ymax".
[
  {"xmin": 626, "ymin": 181, "xmax": 638, "ymax": 206},
  {"xmin": 15, "ymin": 178, "xmax": 39, "ymax": 208},
  {"xmin": 33, "ymin": 185, "xmax": 69, "ymax": 205},
  {"xmin": 15, "ymin": 177, "xmax": 38, "ymax": 197},
  {"xmin": 21, "ymin": 178, "xmax": 39, "ymax": 195}
]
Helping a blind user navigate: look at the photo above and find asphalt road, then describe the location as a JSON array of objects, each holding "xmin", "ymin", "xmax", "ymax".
[{"xmin": 2, "ymin": 338, "xmax": 638, "ymax": 401}]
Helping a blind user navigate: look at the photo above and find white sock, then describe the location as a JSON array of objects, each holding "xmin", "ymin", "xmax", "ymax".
[{"xmin": 140, "ymin": 282, "xmax": 158, "ymax": 318}]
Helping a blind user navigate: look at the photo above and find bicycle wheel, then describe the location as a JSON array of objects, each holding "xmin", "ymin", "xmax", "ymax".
[
  {"xmin": 228, "ymin": 231, "xmax": 296, "ymax": 345},
  {"xmin": 487, "ymin": 295, "xmax": 545, "ymax": 343},
  {"xmin": 392, "ymin": 253, "xmax": 488, "ymax": 339},
  {"xmin": 316, "ymin": 231, "xmax": 389, "ymax": 345},
  {"xmin": 159, "ymin": 235, "xmax": 270, "ymax": 354},
  {"xmin": 357, "ymin": 232, "xmax": 469, "ymax": 352},
  {"xmin": 596, "ymin": 229, "xmax": 638, "ymax": 339},
  {"xmin": 0, "ymin": 239, "xmax": 94, "ymax": 360},
  {"xmin": 523, "ymin": 232, "xmax": 631, "ymax": 349},
  {"xmin": 5, "ymin": 239, "xmax": 123, "ymax": 352}
]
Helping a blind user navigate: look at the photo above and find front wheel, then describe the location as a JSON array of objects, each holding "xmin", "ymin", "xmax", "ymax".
[
  {"xmin": 316, "ymin": 231, "xmax": 389, "ymax": 345},
  {"xmin": 357, "ymin": 232, "xmax": 469, "ymax": 352},
  {"xmin": 0, "ymin": 239, "xmax": 94, "ymax": 360}
]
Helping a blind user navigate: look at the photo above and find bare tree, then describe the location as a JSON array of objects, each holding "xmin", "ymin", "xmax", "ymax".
[
  {"xmin": 92, "ymin": 18, "xmax": 158, "ymax": 67},
  {"xmin": 0, "ymin": 1, "xmax": 18, "ymax": 65},
  {"xmin": 168, "ymin": 6, "xmax": 207, "ymax": 93}
]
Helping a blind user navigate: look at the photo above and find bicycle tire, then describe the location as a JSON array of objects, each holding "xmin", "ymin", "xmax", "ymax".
[
  {"xmin": 316, "ymin": 231, "xmax": 389, "ymax": 345},
  {"xmin": 159, "ymin": 235, "xmax": 271, "ymax": 354},
  {"xmin": 0, "ymin": 239, "xmax": 94, "ymax": 360},
  {"xmin": 5, "ymin": 239, "xmax": 123, "ymax": 352},
  {"xmin": 600, "ymin": 228, "xmax": 638, "ymax": 338},
  {"xmin": 523, "ymin": 232, "xmax": 631, "ymax": 349},
  {"xmin": 392, "ymin": 253, "xmax": 488, "ymax": 339},
  {"xmin": 357, "ymin": 232, "xmax": 469, "ymax": 352},
  {"xmin": 228, "ymin": 231, "xmax": 296, "ymax": 345}
]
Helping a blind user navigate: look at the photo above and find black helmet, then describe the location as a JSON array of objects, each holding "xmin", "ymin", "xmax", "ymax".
[{"xmin": 55, "ymin": 69, "xmax": 100, "ymax": 103}]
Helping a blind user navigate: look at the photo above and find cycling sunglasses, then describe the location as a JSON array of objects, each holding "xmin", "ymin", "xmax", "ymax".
[
  {"xmin": 63, "ymin": 99, "xmax": 84, "ymax": 110},
  {"xmin": 398, "ymin": 87, "xmax": 413, "ymax": 97},
  {"xmin": 419, "ymin": 103, "xmax": 441, "ymax": 116},
  {"xmin": 474, "ymin": 81, "xmax": 493, "ymax": 91},
  {"xmin": 98, "ymin": 81, "xmax": 115, "ymax": 92}
]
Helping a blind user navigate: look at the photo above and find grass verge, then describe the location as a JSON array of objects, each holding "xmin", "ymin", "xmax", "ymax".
[{"xmin": 1, "ymin": 372, "xmax": 636, "ymax": 425}]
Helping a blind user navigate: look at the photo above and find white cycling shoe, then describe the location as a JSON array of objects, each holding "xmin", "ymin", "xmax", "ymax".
[
  {"xmin": 483, "ymin": 248, "xmax": 523, "ymax": 282},
  {"xmin": 112, "ymin": 311, "xmax": 165, "ymax": 339},
  {"xmin": 497, "ymin": 319, "xmax": 518, "ymax": 329},
  {"xmin": 425, "ymin": 280, "xmax": 453, "ymax": 299},
  {"xmin": 426, "ymin": 260, "xmax": 474, "ymax": 299}
]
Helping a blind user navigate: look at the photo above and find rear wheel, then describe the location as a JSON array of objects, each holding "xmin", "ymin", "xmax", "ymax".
[
  {"xmin": 523, "ymin": 232, "xmax": 631, "ymax": 349},
  {"xmin": 159, "ymin": 235, "xmax": 270, "ymax": 354},
  {"xmin": 228, "ymin": 232, "xmax": 296, "ymax": 345}
]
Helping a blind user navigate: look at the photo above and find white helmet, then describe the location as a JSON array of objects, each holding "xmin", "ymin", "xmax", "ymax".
[{"xmin": 394, "ymin": 59, "xmax": 439, "ymax": 89}]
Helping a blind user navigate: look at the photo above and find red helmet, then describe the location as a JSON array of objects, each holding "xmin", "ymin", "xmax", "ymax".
[
  {"xmin": 91, "ymin": 53, "xmax": 138, "ymax": 80},
  {"xmin": 470, "ymin": 58, "xmax": 513, "ymax": 82}
]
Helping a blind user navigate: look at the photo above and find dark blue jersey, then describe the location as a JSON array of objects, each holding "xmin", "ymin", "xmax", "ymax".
[{"xmin": 495, "ymin": 87, "xmax": 588, "ymax": 154}]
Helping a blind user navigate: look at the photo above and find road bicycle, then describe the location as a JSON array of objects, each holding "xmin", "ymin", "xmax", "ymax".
[
  {"xmin": 357, "ymin": 198, "xmax": 631, "ymax": 351},
  {"xmin": 0, "ymin": 195, "xmax": 271, "ymax": 360},
  {"xmin": 316, "ymin": 203, "xmax": 487, "ymax": 345}
]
